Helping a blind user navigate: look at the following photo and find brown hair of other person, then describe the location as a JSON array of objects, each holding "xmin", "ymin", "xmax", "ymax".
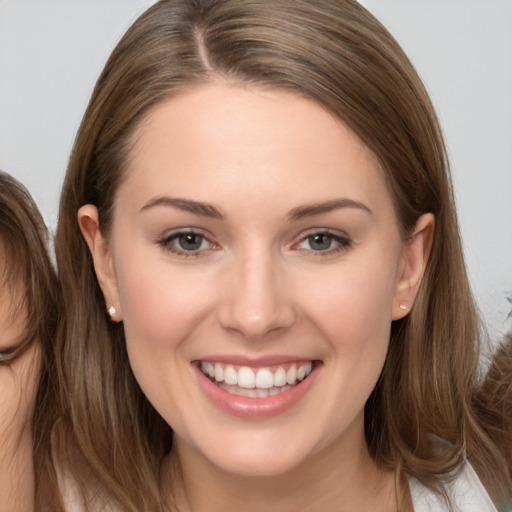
[
  {"xmin": 0, "ymin": 171, "xmax": 61, "ymax": 509},
  {"xmin": 474, "ymin": 332, "xmax": 512, "ymax": 493}
]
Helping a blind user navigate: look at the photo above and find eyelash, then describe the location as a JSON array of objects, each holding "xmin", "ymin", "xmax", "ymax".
[{"xmin": 157, "ymin": 229, "xmax": 352, "ymax": 259}]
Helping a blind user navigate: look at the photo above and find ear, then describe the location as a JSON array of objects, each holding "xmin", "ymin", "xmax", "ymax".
[
  {"xmin": 78, "ymin": 205, "xmax": 122, "ymax": 322},
  {"xmin": 392, "ymin": 213, "xmax": 435, "ymax": 320}
]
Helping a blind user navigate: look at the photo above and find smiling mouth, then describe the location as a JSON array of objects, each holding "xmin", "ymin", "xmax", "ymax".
[{"xmin": 199, "ymin": 361, "xmax": 314, "ymax": 398}]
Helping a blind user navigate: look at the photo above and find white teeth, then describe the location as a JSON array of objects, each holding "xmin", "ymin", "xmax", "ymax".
[
  {"xmin": 297, "ymin": 362, "xmax": 312, "ymax": 381},
  {"xmin": 219, "ymin": 383, "xmax": 293, "ymax": 398},
  {"xmin": 286, "ymin": 366, "xmax": 296, "ymax": 385},
  {"xmin": 238, "ymin": 366, "xmax": 256, "ymax": 389},
  {"xmin": 273, "ymin": 367, "xmax": 287, "ymax": 387},
  {"xmin": 224, "ymin": 365, "xmax": 237, "ymax": 385},
  {"xmin": 255, "ymin": 368, "xmax": 273, "ymax": 389},
  {"xmin": 214, "ymin": 363, "xmax": 224, "ymax": 382},
  {"xmin": 200, "ymin": 361, "xmax": 314, "ymax": 391},
  {"xmin": 235, "ymin": 387, "xmax": 259, "ymax": 398}
]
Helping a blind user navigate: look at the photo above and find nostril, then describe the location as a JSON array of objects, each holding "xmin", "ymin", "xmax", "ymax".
[{"xmin": 217, "ymin": 298, "xmax": 296, "ymax": 340}]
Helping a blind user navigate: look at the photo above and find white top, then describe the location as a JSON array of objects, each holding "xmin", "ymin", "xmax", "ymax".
[{"xmin": 409, "ymin": 461, "xmax": 498, "ymax": 512}]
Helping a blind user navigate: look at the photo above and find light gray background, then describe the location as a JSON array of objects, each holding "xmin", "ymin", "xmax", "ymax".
[{"xmin": 1, "ymin": 1, "xmax": 511, "ymax": 340}]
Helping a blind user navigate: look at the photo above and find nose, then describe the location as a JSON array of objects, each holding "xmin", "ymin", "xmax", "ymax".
[{"xmin": 217, "ymin": 251, "xmax": 296, "ymax": 340}]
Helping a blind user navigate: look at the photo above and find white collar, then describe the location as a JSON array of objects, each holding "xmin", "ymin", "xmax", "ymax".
[{"xmin": 409, "ymin": 460, "xmax": 498, "ymax": 512}]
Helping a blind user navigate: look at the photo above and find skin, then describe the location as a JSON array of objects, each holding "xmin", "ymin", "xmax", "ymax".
[
  {"xmin": 80, "ymin": 83, "xmax": 434, "ymax": 512},
  {"xmin": 0, "ymin": 275, "xmax": 39, "ymax": 512}
]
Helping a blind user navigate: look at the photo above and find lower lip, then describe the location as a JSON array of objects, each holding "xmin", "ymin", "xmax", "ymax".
[{"xmin": 194, "ymin": 363, "xmax": 320, "ymax": 420}]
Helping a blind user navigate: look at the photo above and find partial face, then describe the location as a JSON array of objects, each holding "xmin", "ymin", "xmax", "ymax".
[
  {"xmin": 82, "ymin": 83, "xmax": 431, "ymax": 477},
  {"xmin": 0, "ymin": 273, "xmax": 40, "ymax": 499}
]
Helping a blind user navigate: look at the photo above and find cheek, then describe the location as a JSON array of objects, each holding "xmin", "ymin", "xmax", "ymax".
[
  {"xmin": 299, "ymin": 255, "xmax": 398, "ymax": 405},
  {"xmin": 112, "ymin": 249, "xmax": 219, "ymax": 398},
  {"xmin": 0, "ymin": 374, "xmax": 20, "ymax": 438},
  {"xmin": 116, "ymin": 261, "xmax": 205, "ymax": 348},
  {"xmin": 0, "ymin": 345, "xmax": 40, "ymax": 443},
  {"xmin": 313, "ymin": 268, "xmax": 395, "ymax": 408},
  {"xmin": 113, "ymin": 256, "xmax": 211, "ymax": 432},
  {"xmin": 302, "ymin": 259, "xmax": 397, "ymax": 348}
]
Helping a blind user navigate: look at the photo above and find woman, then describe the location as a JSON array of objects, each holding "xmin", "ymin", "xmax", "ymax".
[
  {"xmin": 0, "ymin": 171, "xmax": 60, "ymax": 511},
  {"xmin": 53, "ymin": 1, "xmax": 511, "ymax": 510}
]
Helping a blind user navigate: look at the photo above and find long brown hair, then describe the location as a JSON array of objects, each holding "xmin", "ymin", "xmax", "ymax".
[
  {"xmin": 0, "ymin": 171, "xmax": 61, "ymax": 509},
  {"xmin": 54, "ymin": 1, "xmax": 511, "ymax": 510}
]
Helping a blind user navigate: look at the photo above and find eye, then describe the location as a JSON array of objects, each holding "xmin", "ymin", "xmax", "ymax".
[
  {"xmin": 306, "ymin": 233, "xmax": 335, "ymax": 251},
  {"xmin": 157, "ymin": 230, "xmax": 217, "ymax": 257},
  {"xmin": 295, "ymin": 231, "xmax": 351, "ymax": 255},
  {"xmin": 175, "ymin": 232, "xmax": 206, "ymax": 251}
]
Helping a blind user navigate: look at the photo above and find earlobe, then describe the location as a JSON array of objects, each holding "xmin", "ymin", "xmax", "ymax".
[
  {"xmin": 392, "ymin": 213, "xmax": 435, "ymax": 320},
  {"xmin": 78, "ymin": 205, "xmax": 122, "ymax": 321}
]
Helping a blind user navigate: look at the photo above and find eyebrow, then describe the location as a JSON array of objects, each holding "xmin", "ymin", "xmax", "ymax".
[
  {"xmin": 288, "ymin": 198, "xmax": 373, "ymax": 220},
  {"xmin": 140, "ymin": 196, "xmax": 372, "ymax": 221},
  {"xmin": 141, "ymin": 197, "xmax": 224, "ymax": 219}
]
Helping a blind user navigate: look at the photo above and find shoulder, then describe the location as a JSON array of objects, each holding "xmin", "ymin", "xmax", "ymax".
[{"xmin": 409, "ymin": 460, "xmax": 498, "ymax": 512}]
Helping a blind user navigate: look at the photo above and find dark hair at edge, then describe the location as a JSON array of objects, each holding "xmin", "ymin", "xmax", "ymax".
[
  {"xmin": 0, "ymin": 171, "xmax": 61, "ymax": 509},
  {"xmin": 54, "ymin": 1, "xmax": 511, "ymax": 510},
  {"xmin": 473, "ymin": 331, "xmax": 512, "ymax": 502}
]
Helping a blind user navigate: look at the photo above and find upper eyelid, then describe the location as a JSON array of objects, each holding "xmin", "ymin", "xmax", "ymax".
[
  {"xmin": 295, "ymin": 227, "xmax": 350, "ymax": 241},
  {"xmin": 158, "ymin": 227, "xmax": 212, "ymax": 242}
]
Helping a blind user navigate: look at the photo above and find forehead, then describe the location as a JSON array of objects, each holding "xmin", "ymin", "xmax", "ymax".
[{"xmin": 120, "ymin": 83, "xmax": 392, "ymax": 217}]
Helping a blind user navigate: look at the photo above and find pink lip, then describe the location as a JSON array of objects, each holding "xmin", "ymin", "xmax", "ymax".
[
  {"xmin": 195, "ymin": 354, "xmax": 313, "ymax": 367},
  {"xmin": 193, "ymin": 361, "xmax": 321, "ymax": 420}
]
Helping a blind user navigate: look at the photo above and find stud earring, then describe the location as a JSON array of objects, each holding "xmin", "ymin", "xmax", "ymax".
[
  {"xmin": 107, "ymin": 305, "xmax": 117, "ymax": 319},
  {"xmin": 399, "ymin": 304, "xmax": 407, "ymax": 310}
]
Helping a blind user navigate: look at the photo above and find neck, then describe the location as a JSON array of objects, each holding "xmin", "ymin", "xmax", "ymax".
[{"xmin": 162, "ymin": 419, "xmax": 397, "ymax": 512}]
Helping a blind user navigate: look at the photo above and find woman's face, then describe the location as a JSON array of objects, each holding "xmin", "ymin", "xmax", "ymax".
[{"xmin": 81, "ymin": 83, "xmax": 432, "ymax": 477}]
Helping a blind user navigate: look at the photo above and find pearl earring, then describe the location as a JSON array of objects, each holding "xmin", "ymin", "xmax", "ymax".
[
  {"xmin": 399, "ymin": 304, "xmax": 407, "ymax": 310},
  {"xmin": 108, "ymin": 305, "xmax": 117, "ymax": 318}
]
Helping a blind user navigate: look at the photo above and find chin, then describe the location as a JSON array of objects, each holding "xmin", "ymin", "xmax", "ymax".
[{"xmin": 191, "ymin": 429, "xmax": 317, "ymax": 479}]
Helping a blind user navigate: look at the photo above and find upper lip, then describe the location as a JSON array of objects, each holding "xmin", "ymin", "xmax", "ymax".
[{"xmin": 192, "ymin": 354, "xmax": 317, "ymax": 368}]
